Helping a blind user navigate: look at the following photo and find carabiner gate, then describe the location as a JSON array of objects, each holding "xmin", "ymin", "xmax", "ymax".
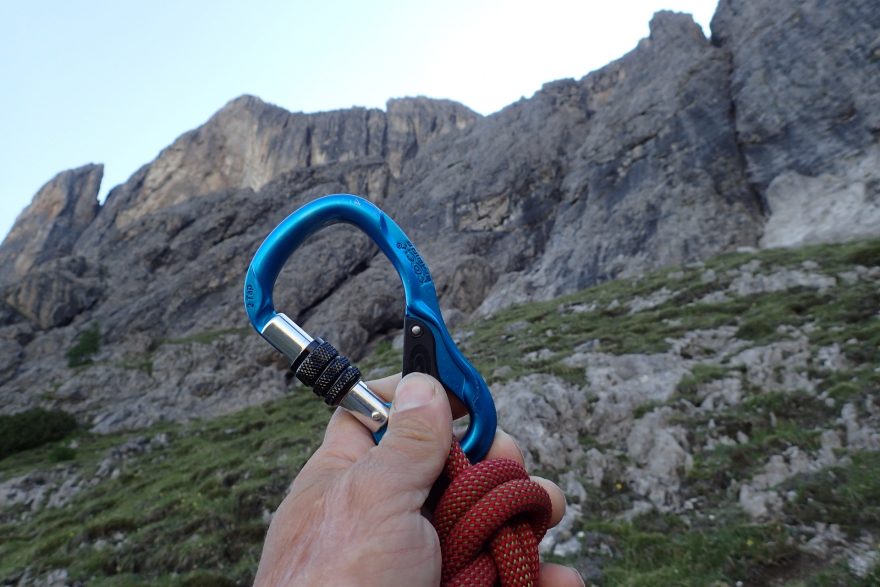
[{"xmin": 244, "ymin": 194, "xmax": 496, "ymax": 462}]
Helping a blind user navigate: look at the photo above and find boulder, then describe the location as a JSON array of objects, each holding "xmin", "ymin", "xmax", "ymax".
[{"xmin": 3, "ymin": 257, "xmax": 102, "ymax": 329}]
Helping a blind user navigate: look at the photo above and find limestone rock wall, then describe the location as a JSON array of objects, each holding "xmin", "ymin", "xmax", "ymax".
[
  {"xmin": 711, "ymin": 0, "xmax": 880, "ymax": 191},
  {"xmin": 712, "ymin": 0, "xmax": 880, "ymax": 247},
  {"xmin": 0, "ymin": 164, "xmax": 102, "ymax": 283},
  {"xmin": 0, "ymin": 0, "xmax": 878, "ymax": 429},
  {"xmin": 79, "ymin": 95, "xmax": 479, "ymax": 243}
]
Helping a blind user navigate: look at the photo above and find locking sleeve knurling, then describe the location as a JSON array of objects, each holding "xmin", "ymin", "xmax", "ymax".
[
  {"xmin": 323, "ymin": 365, "xmax": 362, "ymax": 406},
  {"xmin": 296, "ymin": 341, "xmax": 338, "ymax": 386},
  {"xmin": 292, "ymin": 338, "xmax": 362, "ymax": 407},
  {"xmin": 313, "ymin": 355, "xmax": 351, "ymax": 398}
]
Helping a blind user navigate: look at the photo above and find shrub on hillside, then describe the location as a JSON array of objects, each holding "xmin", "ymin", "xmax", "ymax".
[
  {"xmin": 66, "ymin": 323, "xmax": 101, "ymax": 367},
  {"xmin": 0, "ymin": 408, "xmax": 78, "ymax": 460}
]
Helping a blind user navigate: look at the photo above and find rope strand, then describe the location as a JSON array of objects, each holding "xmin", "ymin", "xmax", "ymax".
[{"xmin": 432, "ymin": 440, "xmax": 552, "ymax": 586}]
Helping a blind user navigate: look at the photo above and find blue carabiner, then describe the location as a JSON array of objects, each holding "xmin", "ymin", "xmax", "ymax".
[{"xmin": 244, "ymin": 194, "xmax": 496, "ymax": 462}]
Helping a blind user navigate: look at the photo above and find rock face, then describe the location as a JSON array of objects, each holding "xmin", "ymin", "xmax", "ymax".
[
  {"xmin": 760, "ymin": 146, "xmax": 880, "ymax": 248},
  {"xmin": 0, "ymin": 164, "xmax": 102, "ymax": 283},
  {"xmin": 398, "ymin": 11, "xmax": 763, "ymax": 315},
  {"xmin": 3, "ymin": 256, "xmax": 102, "ymax": 330},
  {"xmin": 1, "ymin": 0, "xmax": 879, "ymax": 430},
  {"xmin": 82, "ymin": 95, "xmax": 478, "ymax": 240},
  {"xmin": 712, "ymin": 0, "xmax": 880, "ymax": 246},
  {"xmin": 712, "ymin": 0, "xmax": 880, "ymax": 191}
]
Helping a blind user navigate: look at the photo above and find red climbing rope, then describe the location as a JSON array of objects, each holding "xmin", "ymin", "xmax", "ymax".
[{"xmin": 432, "ymin": 440, "xmax": 552, "ymax": 587}]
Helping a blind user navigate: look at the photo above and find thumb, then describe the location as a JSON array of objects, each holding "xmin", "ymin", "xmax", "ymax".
[{"xmin": 359, "ymin": 373, "xmax": 452, "ymax": 498}]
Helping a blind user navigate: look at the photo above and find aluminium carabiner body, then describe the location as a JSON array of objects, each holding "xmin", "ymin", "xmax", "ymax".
[{"xmin": 244, "ymin": 194, "xmax": 496, "ymax": 462}]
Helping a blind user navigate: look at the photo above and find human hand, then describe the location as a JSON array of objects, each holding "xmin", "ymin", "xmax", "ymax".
[{"xmin": 253, "ymin": 372, "xmax": 584, "ymax": 587}]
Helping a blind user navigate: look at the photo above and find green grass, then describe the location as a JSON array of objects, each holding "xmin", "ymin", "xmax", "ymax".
[
  {"xmin": 676, "ymin": 364, "xmax": 733, "ymax": 403},
  {"xmin": 783, "ymin": 451, "xmax": 880, "ymax": 537},
  {"xmin": 684, "ymin": 391, "xmax": 832, "ymax": 496},
  {"xmin": 556, "ymin": 452, "xmax": 880, "ymax": 585},
  {"xmin": 461, "ymin": 238, "xmax": 880, "ymax": 381},
  {"xmin": 359, "ymin": 339, "xmax": 400, "ymax": 379},
  {"xmin": 820, "ymin": 367, "xmax": 880, "ymax": 414},
  {"xmin": 0, "ymin": 393, "xmax": 328, "ymax": 585},
  {"xmin": 736, "ymin": 289, "xmax": 832, "ymax": 342},
  {"xmin": 842, "ymin": 239, "xmax": 880, "ymax": 267},
  {"xmin": 48, "ymin": 445, "xmax": 77, "ymax": 463},
  {"xmin": 688, "ymin": 421, "xmax": 821, "ymax": 489},
  {"xmin": 585, "ymin": 514, "xmax": 800, "ymax": 586},
  {"xmin": 795, "ymin": 562, "xmax": 880, "ymax": 586},
  {"xmin": 67, "ymin": 322, "xmax": 101, "ymax": 367},
  {"xmin": 632, "ymin": 400, "xmax": 667, "ymax": 420},
  {"xmin": 116, "ymin": 357, "xmax": 155, "ymax": 377},
  {"xmin": 163, "ymin": 328, "xmax": 250, "ymax": 346},
  {"xmin": 551, "ymin": 455, "xmax": 880, "ymax": 586}
]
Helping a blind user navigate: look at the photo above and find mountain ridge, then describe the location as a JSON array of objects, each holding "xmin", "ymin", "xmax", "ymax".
[{"xmin": 0, "ymin": 0, "xmax": 878, "ymax": 433}]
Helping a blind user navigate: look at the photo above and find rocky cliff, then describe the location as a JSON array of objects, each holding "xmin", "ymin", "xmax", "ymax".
[
  {"xmin": 0, "ymin": 0, "xmax": 878, "ymax": 434},
  {"xmin": 711, "ymin": 0, "xmax": 880, "ymax": 247},
  {"xmin": 0, "ymin": 165, "xmax": 102, "ymax": 284}
]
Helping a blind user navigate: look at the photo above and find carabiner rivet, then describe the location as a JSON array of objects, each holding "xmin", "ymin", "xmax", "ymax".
[
  {"xmin": 371, "ymin": 411, "xmax": 384, "ymax": 422},
  {"xmin": 410, "ymin": 325, "xmax": 423, "ymax": 337}
]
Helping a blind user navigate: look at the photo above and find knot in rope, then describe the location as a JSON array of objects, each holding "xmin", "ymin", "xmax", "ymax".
[{"xmin": 432, "ymin": 441, "xmax": 552, "ymax": 586}]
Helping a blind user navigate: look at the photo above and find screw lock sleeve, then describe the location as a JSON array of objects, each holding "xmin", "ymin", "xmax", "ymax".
[{"xmin": 292, "ymin": 339, "xmax": 362, "ymax": 406}]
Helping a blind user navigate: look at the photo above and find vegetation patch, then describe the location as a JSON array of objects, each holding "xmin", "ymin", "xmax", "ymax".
[
  {"xmin": 734, "ymin": 288, "xmax": 833, "ymax": 343},
  {"xmin": 0, "ymin": 393, "xmax": 327, "ymax": 585},
  {"xmin": 684, "ymin": 391, "xmax": 830, "ymax": 495},
  {"xmin": 66, "ymin": 322, "xmax": 101, "ymax": 367},
  {"xmin": 843, "ymin": 239, "xmax": 880, "ymax": 267},
  {"xmin": 163, "ymin": 327, "xmax": 249, "ymax": 346},
  {"xmin": 582, "ymin": 514, "xmax": 800, "ymax": 586},
  {"xmin": 48, "ymin": 445, "xmax": 77, "ymax": 463},
  {"xmin": 0, "ymin": 408, "xmax": 78, "ymax": 460},
  {"xmin": 783, "ymin": 451, "xmax": 880, "ymax": 538},
  {"xmin": 676, "ymin": 364, "xmax": 732, "ymax": 403},
  {"xmin": 359, "ymin": 339, "xmax": 399, "ymax": 380},
  {"xmin": 117, "ymin": 357, "xmax": 155, "ymax": 377}
]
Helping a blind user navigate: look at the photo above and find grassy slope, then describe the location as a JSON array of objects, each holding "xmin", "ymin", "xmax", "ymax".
[
  {"xmin": 1, "ymin": 239, "xmax": 878, "ymax": 586},
  {"xmin": 0, "ymin": 396, "xmax": 328, "ymax": 586}
]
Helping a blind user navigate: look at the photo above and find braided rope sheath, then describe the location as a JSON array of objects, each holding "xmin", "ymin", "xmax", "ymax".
[{"xmin": 433, "ymin": 440, "xmax": 552, "ymax": 587}]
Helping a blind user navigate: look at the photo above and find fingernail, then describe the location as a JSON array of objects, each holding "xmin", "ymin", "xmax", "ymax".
[
  {"xmin": 393, "ymin": 375, "xmax": 435, "ymax": 412},
  {"xmin": 570, "ymin": 568, "xmax": 586, "ymax": 587}
]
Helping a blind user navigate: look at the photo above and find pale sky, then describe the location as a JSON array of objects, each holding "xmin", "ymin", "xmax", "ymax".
[{"xmin": 0, "ymin": 0, "xmax": 718, "ymax": 240}]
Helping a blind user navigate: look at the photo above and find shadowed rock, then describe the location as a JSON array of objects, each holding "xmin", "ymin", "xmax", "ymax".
[
  {"xmin": 0, "ymin": 164, "xmax": 102, "ymax": 284},
  {"xmin": 3, "ymin": 256, "xmax": 102, "ymax": 330},
  {"xmin": 712, "ymin": 0, "xmax": 880, "ymax": 192}
]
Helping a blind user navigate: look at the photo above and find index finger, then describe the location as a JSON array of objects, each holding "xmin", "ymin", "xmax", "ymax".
[
  {"xmin": 367, "ymin": 372, "xmax": 469, "ymax": 418},
  {"xmin": 310, "ymin": 373, "xmax": 404, "ymax": 468},
  {"xmin": 312, "ymin": 370, "xmax": 471, "ymax": 471}
]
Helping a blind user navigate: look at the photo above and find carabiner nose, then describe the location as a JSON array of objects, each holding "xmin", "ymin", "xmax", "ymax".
[{"xmin": 244, "ymin": 194, "xmax": 496, "ymax": 462}]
